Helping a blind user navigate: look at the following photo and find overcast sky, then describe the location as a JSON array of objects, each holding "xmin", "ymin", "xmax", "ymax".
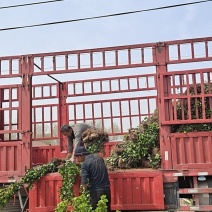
[{"xmin": 0, "ymin": 0, "xmax": 212, "ymax": 56}]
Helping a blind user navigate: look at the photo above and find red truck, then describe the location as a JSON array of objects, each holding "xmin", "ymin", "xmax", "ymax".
[{"xmin": 0, "ymin": 36, "xmax": 212, "ymax": 211}]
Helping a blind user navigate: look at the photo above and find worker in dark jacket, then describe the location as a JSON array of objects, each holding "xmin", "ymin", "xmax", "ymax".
[
  {"xmin": 74, "ymin": 146, "xmax": 111, "ymax": 212},
  {"xmin": 60, "ymin": 123, "xmax": 91, "ymax": 161}
]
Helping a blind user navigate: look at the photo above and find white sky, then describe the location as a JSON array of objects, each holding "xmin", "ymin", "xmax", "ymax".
[{"xmin": 0, "ymin": 0, "xmax": 211, "ymax": 56}]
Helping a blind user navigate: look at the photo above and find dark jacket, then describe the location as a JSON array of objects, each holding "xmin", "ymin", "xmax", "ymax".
[{"xmin": 81, "ymin": 154, "xmax": 110, "ymax": 191}]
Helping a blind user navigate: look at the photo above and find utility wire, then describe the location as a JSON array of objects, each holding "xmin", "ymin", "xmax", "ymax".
[
  {"xmin": 0, "ymin": 0, "xmax": 211, "ymax": 31},
  {"xmin": 0, "ymin": 0, "xmax": 64, "ymax": 10}
]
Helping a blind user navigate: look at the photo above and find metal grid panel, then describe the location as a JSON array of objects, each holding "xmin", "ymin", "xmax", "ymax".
[
  {"xmin": 68, "ymin": 97, "xmax": 157, "ymax": 136},
  {"xmin": 0, "ymin": 86, "xmax": 21, "ymax": 141},
  {"xmin": 67, "ymin": 74, "xmax": 156, "ymax": 97},
  {"xmin": 32, "ymin": 83, "xmax": 59, "ymax": 143},
  {"xmin": 160, "ymin": 69, "xmax": 212, "ymax": 124},
  {"xmin": 32, "ymin": 105, "xmax": 58, "ymax": 141},
  {"xmin": 67, "ymin": 74, "xmax": 157, "ymax": 136},
  {"xmin": 167, "ymin": 37, "xmax": 212, "ymax": 64},
  {"xmin": 31, "ymin": 44, "xmax": 155, "ymax": 76},
  {"xmin": 0, "ymin": 56, "xmax": 20, "ymax": 78}
]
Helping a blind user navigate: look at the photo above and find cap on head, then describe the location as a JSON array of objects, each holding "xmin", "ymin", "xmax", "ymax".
[{"xmin": 74, "ymin": 146, "xmax": 90, "ymax": 156}]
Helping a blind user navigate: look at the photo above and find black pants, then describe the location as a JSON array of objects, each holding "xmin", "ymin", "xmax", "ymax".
[{"xmin": 90, "ymin": 188, "xmax": 111, "ymax": 212}]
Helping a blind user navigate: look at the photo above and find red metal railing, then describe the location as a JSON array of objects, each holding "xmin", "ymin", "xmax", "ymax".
[{"xmin": 28, "ymin": 171, "xmax": 164, "ymax": 212}]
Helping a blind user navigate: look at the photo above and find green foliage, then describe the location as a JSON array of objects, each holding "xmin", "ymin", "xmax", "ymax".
[
  {"xmin": 22, "ymin": 161, "xmax": 58, "ymax": 188},
  {"xmin": 71, "ymin": 192, "xmax": 93, "ymax": 212},
  {"xmin": 0, "ymin": 182, "xmax": 22, "ymax": 209},
  {"xmin": 55, "ymin": 200, "xmax": 70, "ymax": 212},
  {"xmin": 55, "ymin": 162, "xmax": 80, "ymax": 211},
  {"xmin": 148, "ymin": 150, "xmax": 161, "ymax": 169},
  {"xmin": 107, "ymin": 120, "xmax": 160, "ymax": 169},
  {"xmin": 0, "ymin": 159, "xmax": 59, "ymax": 210},
  {"xmin": 58, "ymin": 162, "xmax": 80, "ymax": 201},
  {"xmin": 72, "ymin": 193, "xmax": 113, "ymax": 212},
  {"xmin": 94, "ymin": 195, "xmax": 108, "ymax": 212},
  {"xmin": 86, "ymin": 138, "xmax": 105, "ymax": 154}
]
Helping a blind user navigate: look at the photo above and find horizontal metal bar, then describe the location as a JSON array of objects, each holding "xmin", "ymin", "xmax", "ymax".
[
  {"xmin": 179, "ymin": 188, "xmax": 212, "ymax": 194},
  {"xmin": 180, "ymin": 205, "xmax": 212, "ymax": 211},
  {"xmin": 0, "ymin": 129, "xmax": 22, "ymax": 134}
]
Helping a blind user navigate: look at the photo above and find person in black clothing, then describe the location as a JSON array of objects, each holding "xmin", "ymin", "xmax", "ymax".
[{"xmin": 74, "ymin": 146, "xmax": 111, "ymax": 212}]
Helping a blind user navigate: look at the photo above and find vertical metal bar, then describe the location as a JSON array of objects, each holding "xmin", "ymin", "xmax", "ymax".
[
  {"xmin": 119, "ymin": 100, "xmax": 123, "ymax": 133},
  {"xmin": 90, "ymin": 52, "xmax": 93, "ymax": 69},
  {"xmin": 200, "ymin": 72, "xmax": 206, "ymax": 119},
  {"xmin": 103, "ymin": 51, "xmax": 106, "ymax": 67},
  {"xmin": 65, "ymin": 54, "xmax": 68, "ymax": 70},
  {"xmin": 128, "ymin": 100, "xmax": 132, "ymax": 128},
  {"xmin": 185, "ymin": 73, "xmax": 190, "ymax": 120},
  {"xmin": 155, "ymin": 42, "xmax": 171, "ymax": 170},
  {"xmin": 53, "ymin": 56, "xmax": 56, "ymax": 71},
  {"xmin": 128, "ymin": 49, "xmax": 131, "ymax": 65},
  {"xmin": 127, "ymin": 77, "xmax": 130, "ymax": 91},
  {"xmin": 207, "ymin": 72, "xmax": 212, "ymax": 118},
  {"xmin": 118, "ymin": 78, "xmax": 121, "ymax": 92},
  {"xmin": 100, "ymin": 102, "xmax": 103, "ymax": 130},
  {"xmin": 78, "ymin": 53, "xmax": 80, "ymax": 69},
  {"xmin": 115, "ymin": 50, "xmax": 118, "ymax": 66},
  {"xmin": 20, "ymin": 56, "xmax": 32, "ymax": 173},
  {"xmin": 146, "ymin": 76, "xmax": 149, "ymax": 89},
  {"xmin": 191, "ymin": 43, "xmax": 195, "ymax": 59},
  {"xmin": 9, "ymin": 59, "xmax": 12, "ymax": 75},
  {"xmin": 100, "ymin": 79, "xmax": 103, "ymax": 93},
  {"xmin": 73, "ymin": 104, "xmax": 77, "ymax": 123},
  {"xmin": 50, "ymin": 106, "xmax": 53, "ymax": 137},
  {"xmin": 58, "ymin": 82, "xmax": 68, "ymax": 152},
  {"xmin": 91, "ymin": 81, "xmax": 94, "ymax": 94},
  {"xmin": 41, "ymin": 85, "xmax": 44, "ymax": 98},
  {"xmin": 192, "ymin": 73, "xmax": 199, "ymax": 119},
  {"xmin": 41, "ymin": 57, "xmax": 44, "ymax": 72},
  {"xmin": 82, "ymin": 81, "xmax": 85, "ymax": 94},
  {"xmin": 109, "ymin": 78, "xmax": 112, "ymax": 92},
  {"xmin": 179, "ymin": 75, "xmax": 185, "ymax": 120},
  {"xmin": 147, "ymin": 98, "xmax": 150, "ymax": 117},
  {"xmin": 50, "ymin": 85, "xmax": 52, "ymax": 97},
  {"xmin": 91, "ymin": 103, "xmax": 95, "ymax": 126},
  {"xmin": 42, "ymin": 106, "xmax": 44, "ymax": 138},
  {"xmin": 110, "ymin": 101, "xmax": 114, "ymax": 134},
  {"xmin": 177, "ymin": 44, "xmax": 181, "ymax": 60},
  {"xmin": 141, "ymin": 48, "xmax": 144, "ymax": 63},
  {"xmin": 205, "ymin": 41, "xmax": 209, "ymax": 58},
  {"xmin": 8, "ymin": 90, "xmax": 11, "ymax": 140},
  {"xmin": 193, "ymin": 177, "xmax": 200, "ymax": 206}
]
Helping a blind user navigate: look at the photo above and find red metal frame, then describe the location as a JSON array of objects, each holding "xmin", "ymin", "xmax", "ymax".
[{"xmin": 1, "ymin": 36, "xmax": 212, "ymax": 211}]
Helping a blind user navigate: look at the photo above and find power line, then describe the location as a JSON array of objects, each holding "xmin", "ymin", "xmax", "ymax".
[
  {"xmin": 0, "ymin": 0, "xmax": 211, "ymax": 31},
  {"xmin": 0, "ymin": 0, "xmax": 64, "ymax": 10}
]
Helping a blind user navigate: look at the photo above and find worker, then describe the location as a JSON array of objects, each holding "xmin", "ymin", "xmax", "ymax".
[
  {"xmin": 60, "ymin": 123, "xmax": 91, "ymax": 161},
  {"xmin": 74, "ymin": 146, "xmax": 111, "ymax": 212}
]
